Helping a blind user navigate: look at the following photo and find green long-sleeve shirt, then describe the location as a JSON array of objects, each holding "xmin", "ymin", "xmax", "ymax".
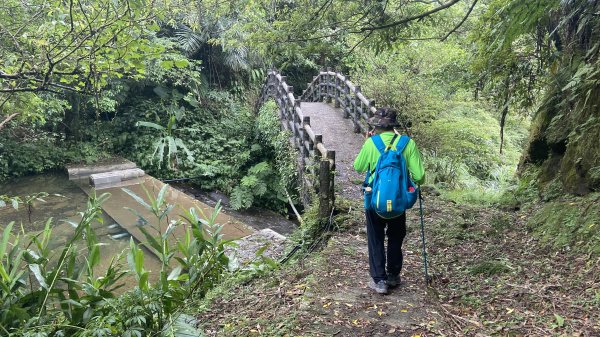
[{"xmin": 353, "ymin": 132, "xmax": 425, "ymax": 185}]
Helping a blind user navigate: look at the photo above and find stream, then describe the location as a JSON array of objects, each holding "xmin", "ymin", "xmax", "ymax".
[{"xmin": 0, "ymin": 172, "xmax": 297, "ymax": 289}]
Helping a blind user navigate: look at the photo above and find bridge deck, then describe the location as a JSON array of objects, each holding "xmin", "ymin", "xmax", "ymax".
[{"xmin": 300, "ymin": 102, "xmax": 365, "ymax": 200}]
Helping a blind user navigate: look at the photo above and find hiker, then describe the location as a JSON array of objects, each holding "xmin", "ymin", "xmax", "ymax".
[{"xmin": 353, "ymin": 107, "xmax": 425, "ymax": 295}]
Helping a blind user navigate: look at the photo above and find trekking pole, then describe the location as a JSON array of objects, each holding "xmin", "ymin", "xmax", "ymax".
[{"xmin": 418, "ymin": 189, "xmax": 429, "ymax": 286}]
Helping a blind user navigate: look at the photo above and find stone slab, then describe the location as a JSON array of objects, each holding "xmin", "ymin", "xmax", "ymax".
[
  {"xmin": 89, "ymin": 168, "xmax": 145, "ymax": 187},
  {"xmin": 66, "ymin": 157, "xmax": 137, "ymax": 179},
  {"xmin": 227, "ymin": 228, "xmax": 287, "ymax": 268}
]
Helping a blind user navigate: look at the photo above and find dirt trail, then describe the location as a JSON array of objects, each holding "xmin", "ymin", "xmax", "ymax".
[
  {"xmin": 198, "ymin": 202, "xmax": 438, "ymax": 336},
  {"xmin": 198, "ymin": 102, "xmax": 437, "ymax": 336},
  {"xmin": 298, "ymin": 102, "xmax": 434, "ymax": 334}
]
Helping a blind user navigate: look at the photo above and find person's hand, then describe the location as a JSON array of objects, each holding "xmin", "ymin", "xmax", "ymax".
[{"xmin": 365, "ymin": 129, "xmax": 374, "ymax": 138}]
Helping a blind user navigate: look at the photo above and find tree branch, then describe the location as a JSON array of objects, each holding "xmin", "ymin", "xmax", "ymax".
[
  {"xmin": 440, "ymin": 0, "xmax": 478, "ymax": 41},
  {"xmin": 0, "ymin": 113, "xmax": 19, "ymax": 130},
  {"xmin": 354, "ymin": 0, "xmax": 462, "ymax": 33}
]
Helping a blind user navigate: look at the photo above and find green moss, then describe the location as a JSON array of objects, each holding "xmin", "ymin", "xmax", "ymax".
[
  {"xmin": 468, "ymin": 260, "xmax": 512, "ymax": 276},
  {"xmin": 523, "ymin": 78, "xmax": 600, "ymax": 195},
  {"xmin": 590, "ymin": 166, "xmax": 600, "ymax": 190},
  {"xmin": 560, "ymin": 118, "xmax": 600, "ymax": 194},
  {"xmin": 528, "ymin": 192, "xmax": 600, "ymax": 255},
  {"xmin": 540, "ymin": 178, "xmax": 564, "ymax": 201}
]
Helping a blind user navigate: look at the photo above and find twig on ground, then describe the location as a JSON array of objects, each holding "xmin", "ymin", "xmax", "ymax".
[{"xmin": 440, "ymin": 304, "xmax": 481, "ymax": 327}]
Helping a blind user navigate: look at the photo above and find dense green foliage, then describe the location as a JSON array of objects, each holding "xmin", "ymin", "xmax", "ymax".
[
  {"xmin": 348, "ymin": 34, "xmax": 528, "ymax": 204},
  {"xmin": 529, "ymin": 192, "xmax": 600, "ymax": 255},
  {"xmin": 230, "ymin": 100, "xmax": 299, "ymax": 210},
  {"xmin": 2, "ymin": 0, "xmax": 600, "ymax": 334},
  {"xmin": 472, "ymin": 0, "xmax": 600, "ymax": 196},
  {"xmin": 0, "ymin": 0, "xmax": 165, "ymax": 123}
]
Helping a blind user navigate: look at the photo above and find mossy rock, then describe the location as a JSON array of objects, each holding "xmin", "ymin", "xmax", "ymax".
[
  {"xmin": 528, "ymin": 192, "xmax": 600, "ymax": 255},
  {"xmin": 522, "ymin": 82, "xmax": 600, "ymax": 195},
  {"xmin": 560, "ymin": 118, "xmax": 600, "ymax": 194}
]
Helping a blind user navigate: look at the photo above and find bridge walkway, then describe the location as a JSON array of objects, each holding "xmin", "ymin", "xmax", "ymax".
[
  {"xmin": 296, "ymin": 93, "xmax": 430, "ymax": 334},
  {"xmin": 300, "ymin": 102, "xmax": 365, "ymax": 201}
]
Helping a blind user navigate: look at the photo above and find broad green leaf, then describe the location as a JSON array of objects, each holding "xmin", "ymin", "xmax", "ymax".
[
  {"xmin": 167, "ymin": 266, "xmax": 182, "ymax": 280},
  {"xmin": 139, "ymin": 271, "xmax": 149, "ymax": 291},
  {"xmin": 0, "ymin": 222, "xmax": 13, "ymax": 275},
  {"xmin": 138, "ymin": 226, "xmax": 162, "ymax": 255},
  {"xmin": 161, "ymin": 313, "xmax": 204, "ymax": 337},
  {"xmin": 174, "ymin": 59, "xmax": 189, "ymax": 68},
  {"xmin": 160, "ymin": 60, "xmax": 174, "ymax": 69},
  {"xmin": 554, "ymin": 313, "xmax": 565, "ymax": 327},
  {"xmin": 136, "ymin": 121, "xmax": 164, "ymax": 130},
  {"xmin": 156, "ymin": 184, "xmax": 169, "ymax": 209},
  {"xmin": 255, "ymin": 244, "xmax": 270, "ymax": 257},
  {"xmin": 29, "ymin": 264, "xmax": 49, "ymax": 289},
  {"xmin": 122, "ymin": 188, "xmax": 152, "ymax": 211},
  {"xmin": 88, "ymin": 245, "xmax": 100, "ymax": 269}
]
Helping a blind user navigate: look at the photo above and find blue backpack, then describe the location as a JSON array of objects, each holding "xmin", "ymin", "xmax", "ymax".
[{"xmin": 363, "ymin": 134, "xmax": 418, "ymax": 218}]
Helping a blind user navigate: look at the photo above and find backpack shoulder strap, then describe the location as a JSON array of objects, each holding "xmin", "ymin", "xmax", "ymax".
[
  {"xmin": 371, "ymin": 135, "xmax": 386, "ymax": 154},
  {"xmin": 395, "ymin": 135, "xmax": 411, "ymax": 153}
]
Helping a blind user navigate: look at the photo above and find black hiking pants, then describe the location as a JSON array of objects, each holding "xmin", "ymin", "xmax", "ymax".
[{"xmin": 365, "ymin": 209, "xmax": 407, "ymax": 283}]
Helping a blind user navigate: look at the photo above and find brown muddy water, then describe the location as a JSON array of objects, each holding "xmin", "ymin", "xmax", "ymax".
[
  {"xmin": 0, "ymin": 172, "xmax": 161, "ymax": 287},
  {"xmin": 0, "ymin": 172, "xmax": 298, "ymax": 292}
]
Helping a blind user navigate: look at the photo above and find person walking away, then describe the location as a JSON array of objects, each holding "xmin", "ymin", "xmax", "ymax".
[{"xmin": 353, "ymin": 107, "xmax": 425, "ymax": 295}]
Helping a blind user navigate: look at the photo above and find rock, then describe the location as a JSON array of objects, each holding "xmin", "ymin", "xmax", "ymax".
[{"xmin": 226, "ymin": 229, "xmax": 287, "ymax": 268}]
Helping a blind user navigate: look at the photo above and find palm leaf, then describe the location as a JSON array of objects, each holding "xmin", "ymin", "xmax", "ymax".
[{"xmin": 175, "ymin": 24, "xmax": 208, "ymax": 55}]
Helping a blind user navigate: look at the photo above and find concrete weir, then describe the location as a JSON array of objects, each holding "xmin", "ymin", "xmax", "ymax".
[
  {"xmin": 66, "ymin": 157, "xmax": 137, "ymax": 179},
  {"xmin": 67, "ymin": 158, "xmax": 286, "ymax": 262},
  {"xmin": 90, "ymin": 168, "xmax": 146, "ymax": 188}
]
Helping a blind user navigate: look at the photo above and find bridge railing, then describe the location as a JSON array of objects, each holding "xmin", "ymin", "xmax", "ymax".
[
  {"xmin": 257, "ymin": 70, "xmax": 335, "ymax": 219},
  {"xmin": 301, "ymin": 68, "xmax": 375, "ymax": 135}
]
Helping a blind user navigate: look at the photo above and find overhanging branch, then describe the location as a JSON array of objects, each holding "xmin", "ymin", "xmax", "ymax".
[
  {"xmin": 0, "ymin": 113, "xmax": 19, "ymax": 130},
  {"xmin": 440, "ymin": 0, "xmax": 478, "ymax": 41},
  {"xmin": 353, "ymin": 0, "xmax": 462, "ymax": 33}
]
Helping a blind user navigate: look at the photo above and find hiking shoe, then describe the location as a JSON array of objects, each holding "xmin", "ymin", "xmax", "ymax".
[
  {"xmin": 387, "ymin": 275, "xmax": 401, "ymax": 288},
  {"xmin": 369, "ymin": 280, "xmax": 388, "ymax": 295}
]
